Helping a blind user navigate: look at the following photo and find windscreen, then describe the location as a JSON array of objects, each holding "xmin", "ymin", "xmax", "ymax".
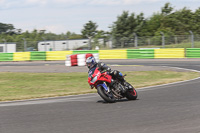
[{"xmin": 88, "ymin": 67, "xmax": 96, "ymax": 78}]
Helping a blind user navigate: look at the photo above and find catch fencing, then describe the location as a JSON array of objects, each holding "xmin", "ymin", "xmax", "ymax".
[
  {"xmin": 110, "ymin": 35, "xmax": 200, "ymax": 48},
  {"xmin": 1, "ymin": 35, "xmax": 200, "ymax": 52}
]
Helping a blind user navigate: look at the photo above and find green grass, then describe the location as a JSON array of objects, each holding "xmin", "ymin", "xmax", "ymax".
[{"xmin": 0, "ymin": 71, "xmax": 199, "ymax": 101}]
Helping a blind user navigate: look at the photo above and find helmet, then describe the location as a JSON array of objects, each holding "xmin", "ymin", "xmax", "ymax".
[{"xmin": 86, "ymin": 56, "xmax": 96, "ymax": 69}]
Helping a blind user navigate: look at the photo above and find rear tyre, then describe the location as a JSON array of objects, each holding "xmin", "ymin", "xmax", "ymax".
[
  {"xmin": 97, "ymin": 86, "xmax": 116, "ymax": 103},
  {"xmin": 125, "ymin": 82, "xmax": 138, "ymax": 100}
]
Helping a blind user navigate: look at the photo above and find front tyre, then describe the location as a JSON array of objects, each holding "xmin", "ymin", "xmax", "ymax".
[
  {"xmin": 97, "ymin": 86, "xmax": 115, "ymax": 103},
  {"xmin": 125, "ymin": 82, "xmax": 138, "ymax": 100}
]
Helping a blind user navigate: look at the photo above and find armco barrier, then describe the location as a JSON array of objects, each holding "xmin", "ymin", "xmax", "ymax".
[
  {"xmin": 186, "ymin": 48, "xmax": 200, "ymax": 58},
  {"xmin": 99, "ymin": 50, "xmax": 127, "ymax": 59},
  {"xmin": 2, "ymin": 48, "xmax": 200, "ymax": 62},
  {"xmin": 73, "ymin": 50, "xmax": 99, "ymax": 54},
  {"xmin": 127, "ymin": 49, "xmax": 154, "ymax": 59},
  {"xmin": 0, "ymin": 53, "xmax": 13, "ymax": 61},
  {"xmin": 154, "ymin": 48, "xmax": 185, "ymax": 58},
  {"xmin": 30, "ymin": 51, "xmax": 46, "ymax": 61},
  {"xmin": 13, "ymin": 52, "xmax": 30, "ymax": 61},
  {"xmin": 46, "ymin": 51, "xmax": 73, "ymax": 60}
]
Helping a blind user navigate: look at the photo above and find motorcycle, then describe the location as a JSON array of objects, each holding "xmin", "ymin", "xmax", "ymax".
[{"xmin": 88, "ymin": 67, "xmax": 137, "ymax": 103}]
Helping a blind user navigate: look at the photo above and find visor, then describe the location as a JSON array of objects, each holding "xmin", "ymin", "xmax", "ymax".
[{"xmin": 87, "ymin": 62, "xmax": 92, "ymax": 68}]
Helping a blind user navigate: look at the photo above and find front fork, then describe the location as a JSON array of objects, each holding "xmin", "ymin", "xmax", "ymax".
[
  {"xmin": 104, "ymin": 82, "xmax": 111, "ymax": 92},
  {"xmin": 97, "ymin": 82, "xmax": 111, "ymax": 92}
]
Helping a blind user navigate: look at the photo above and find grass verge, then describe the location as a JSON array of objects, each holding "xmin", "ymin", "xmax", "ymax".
[{"xmin": 0, "ymin": 71, "xmax": 199, "ymax": 101}]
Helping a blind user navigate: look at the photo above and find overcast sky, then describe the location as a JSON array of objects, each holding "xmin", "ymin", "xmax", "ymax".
[{"xmin": 1, "ymin": 0, "xmax": 200, "ymax": 34}]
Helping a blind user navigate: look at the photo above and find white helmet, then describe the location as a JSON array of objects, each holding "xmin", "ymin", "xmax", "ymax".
[{"xmin": 86, "ymin": 56, "xmax": 96, "ymax": 69}]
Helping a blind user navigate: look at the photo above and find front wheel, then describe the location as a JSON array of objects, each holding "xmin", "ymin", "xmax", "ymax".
[
  {"xmin": 97, "ymin": 86, "xmax": 116, "ymax": 103},
  {"xmin": 125, "ymin": 82, "xmax": 138, "ymax": 100}
]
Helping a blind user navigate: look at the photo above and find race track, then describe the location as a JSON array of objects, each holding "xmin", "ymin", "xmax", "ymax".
[{"xmin": 0, "ymin": 59, "xmax": 200, "ymax": 133}]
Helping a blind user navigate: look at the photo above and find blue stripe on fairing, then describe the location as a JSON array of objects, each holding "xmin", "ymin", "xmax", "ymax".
[{"xmin": 97, "ymin": 83, "xmax": 108, "ymax": 91}]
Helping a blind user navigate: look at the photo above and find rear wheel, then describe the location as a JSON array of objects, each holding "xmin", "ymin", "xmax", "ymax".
[
  {"xmin": 97, "ymin": 86, "xmax": 116, "ymax": 103},
  {"xmin": 125, "ymin": 82, "xmax": 138, "ymax": 100}
]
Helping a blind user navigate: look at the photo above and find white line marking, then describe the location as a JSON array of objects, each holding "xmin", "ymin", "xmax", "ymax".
[
  {"xmin": 0, "ymin": 93, "xmax": 97, "ymax": 103},
  {"xmin": 138, "ymin": 76, "xmax": 200, "ymax": 91},
  {"xmin": 163, "ymin": 66, "xmax": 200, "ymax": 73},
  {"xmin": 138, "ymin": 66, "xmax": 200, "ymax": 91},
  {"xmin": 0, "ymin": 95, "xmax": 98, "ymax": 106}
]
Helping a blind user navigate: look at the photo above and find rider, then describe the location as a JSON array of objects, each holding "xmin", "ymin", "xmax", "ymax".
[{"xmin": 86, "ymin": 56, "xmax": 125, "ymax": 89}]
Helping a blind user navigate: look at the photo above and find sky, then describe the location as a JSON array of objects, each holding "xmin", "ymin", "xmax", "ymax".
[{"xmin": 1, "ymin": 0, "xmax": 200, "ymax": 34}]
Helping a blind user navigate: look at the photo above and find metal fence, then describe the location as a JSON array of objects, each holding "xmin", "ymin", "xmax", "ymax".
[
  {"xmin": 110, "ymin": 35, "xmax": 200, "ymax": 48},
  {"xmin": 0, "ymin": 34, "xmax": 200, "ymax": 52}
]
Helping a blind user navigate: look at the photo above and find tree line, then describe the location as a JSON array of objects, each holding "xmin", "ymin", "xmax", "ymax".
[{"xmin": 1, "ymin": 3, "xmax": 200, "ymax": 46}]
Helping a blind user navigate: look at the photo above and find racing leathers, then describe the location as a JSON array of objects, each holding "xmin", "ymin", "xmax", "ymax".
[{"xmin": 88, "ymin": 62, "xmax": 125, "ymax": 89}]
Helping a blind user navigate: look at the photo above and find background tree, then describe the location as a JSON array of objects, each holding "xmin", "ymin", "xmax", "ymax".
[
  {"xmin": 111, "ymin": 11, "xmax": 145, "ymax": 47},
  {"xmin": 143, "ymin": 13, "xmax": 162, "ymax": 36},
  {"xmin": 81, "ymin": 21, "xmax": 98, "ymax": 49},
  {"xmin": 0, "ymin": 22, "xmax": 15, "ymax": 34},
  {"xmin": 66, "ymin": 31, "xmax": 83, "ymax": 39},
  {"xmin": 193, "ymin": 8, "xmax": 200, "ymax": 33},
  {"xmin": 161, "ymin": 2, "xmax": 174, "ymax": 16},
  {"xmin": 81, "ymin": 20, "xmax": 98, "ymax": 38}
]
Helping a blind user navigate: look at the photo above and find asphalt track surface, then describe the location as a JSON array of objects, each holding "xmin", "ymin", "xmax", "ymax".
[{"xmin": 1, "ymin": 59, "xmax": 200, "ymax": 133}]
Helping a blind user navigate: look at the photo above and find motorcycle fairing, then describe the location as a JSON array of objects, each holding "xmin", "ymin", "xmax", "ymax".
[{"xmin": 88, "ymin": 67, "xmax": 112, "ymax": 86}]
